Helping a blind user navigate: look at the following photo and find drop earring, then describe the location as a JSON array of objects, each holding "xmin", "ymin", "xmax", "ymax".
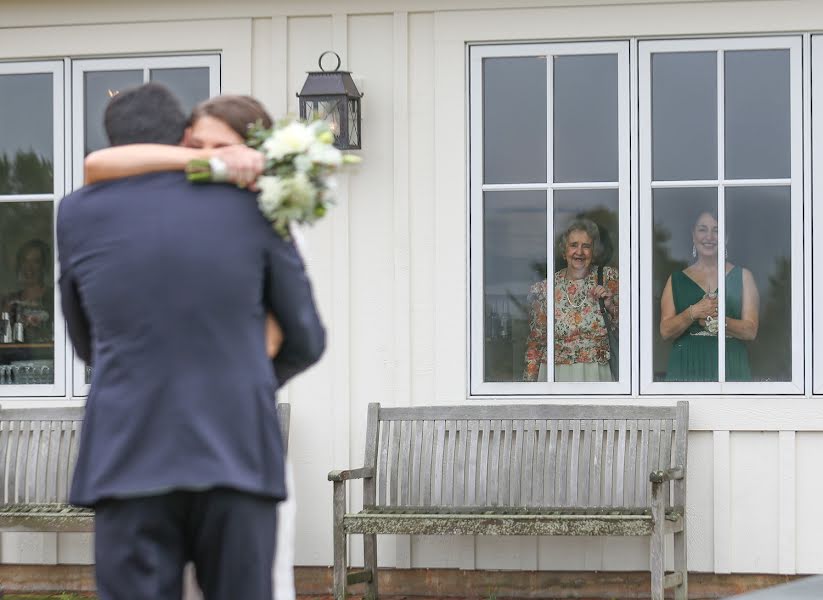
[{"xmin": 692, "ymin": 244, "xmax": 697, "ymax": 259}]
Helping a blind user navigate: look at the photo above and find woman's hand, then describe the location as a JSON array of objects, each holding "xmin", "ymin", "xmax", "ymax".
[
  {"xmin": 689, "ymin": 296, "xmax": 718, "ymax": 322},
  {"xmin": 590, "ymin": 285, "xmax": 618, "ymax": 312},
  {"xmin": 213, "ymin": 145, "xmax": 266, "ymax": 190},
  {"xmin": 265, "ymin": 314, "xmax": 284, "ymax": 359}
]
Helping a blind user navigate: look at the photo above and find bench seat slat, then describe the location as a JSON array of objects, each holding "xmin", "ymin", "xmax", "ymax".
[{"xmin": 344, "ymin": 512, "xmax": 658, "ymax": 537}]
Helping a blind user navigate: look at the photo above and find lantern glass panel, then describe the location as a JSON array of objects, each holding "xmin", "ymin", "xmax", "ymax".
[{"xmin": 348, "ymin": 98, "xmax": 361, "ymax": 148}]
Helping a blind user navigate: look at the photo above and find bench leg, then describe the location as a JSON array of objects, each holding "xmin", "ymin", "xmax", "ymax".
[
  {"xmin": 650, "ymin": 485, "xmax": 665, "ymax": 600},
  {"xmin": 364, "ymin": 533, "xmax": 378, "ymax": 600},
  {"xmin": 674, "ymin": 526, "xmax": 688, "ymax": 600},
  {"xmin": 333, "ymin": 481, "xmax": 348, "ymax": 600}
]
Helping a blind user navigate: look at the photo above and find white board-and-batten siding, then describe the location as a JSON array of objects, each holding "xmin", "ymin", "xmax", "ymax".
[{"xmin": 1, "ymin": 0, "xmax": 822, "ymax": 576}]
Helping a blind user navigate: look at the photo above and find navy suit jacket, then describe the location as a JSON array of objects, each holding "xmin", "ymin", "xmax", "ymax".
[{"xmin": 57, "ymin": 172, "xmax": 325, "ymax": 507}]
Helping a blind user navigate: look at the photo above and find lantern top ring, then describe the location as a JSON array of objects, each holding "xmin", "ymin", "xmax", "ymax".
[{"xmin": 318, "ymin": 51, "xmax": 342, "ymax": 72}]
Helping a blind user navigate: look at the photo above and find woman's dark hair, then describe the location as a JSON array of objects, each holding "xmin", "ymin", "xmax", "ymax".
[
  {"xmin": 557, "ymin": 218, "xmax": 605, "ymax": 264},
  {"xmin": 189, "ymin": 95, "xmax": 274, "ymax": 139},
  {"xmin": 16, "ymin": 239, "xmax": 50, "ymax": 281},
  {"xmin": 692, "ymin": 208, "xmax": 719, "ymax": 230}
]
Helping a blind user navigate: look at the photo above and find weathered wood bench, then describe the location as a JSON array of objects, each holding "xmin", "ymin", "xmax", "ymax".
[
  {"xmin": 0, "ymin": 402, "xmax": 291, "ymax": 535},
  {"xmin": 329, "ymin": 402, "xmax": 689, "ymax": 600}
]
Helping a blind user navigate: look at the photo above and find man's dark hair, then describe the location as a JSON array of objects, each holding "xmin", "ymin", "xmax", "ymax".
[{"xmin": 104, "ymin": 82, "xmax": 187, "ymax": 146}]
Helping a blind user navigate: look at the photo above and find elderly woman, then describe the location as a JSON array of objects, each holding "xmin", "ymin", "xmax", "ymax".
[{"xmin": 523, "ymin": 218, "xmax": 618, "ymax": 382}]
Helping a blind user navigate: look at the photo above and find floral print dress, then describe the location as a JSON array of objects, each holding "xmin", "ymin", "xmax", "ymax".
[{"xmin": 523, "ymin": 267, "xmax": 618, "ymax": 381}]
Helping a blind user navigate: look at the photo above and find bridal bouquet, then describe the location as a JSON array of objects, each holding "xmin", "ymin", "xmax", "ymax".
[{"xmin": 186, "ymin": 119, "xmax": 360, "ymax": 238}]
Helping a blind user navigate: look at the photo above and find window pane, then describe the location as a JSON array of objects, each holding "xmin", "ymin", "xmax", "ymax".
[
  {"xmin": 725, "ymin": 50, "xmax": 791, "ymax": 180},
  {"xmin": 484, "ymin": 191, "xmax": 547, "ymax": 382},
  {"xmin": 725, "ymin": 187, "xmax": 791, "ymax": 382},
  {"xmin": 0, "ymin": 202, "xmax": 55, "ymax": 385},
  {"xmin": 554, "ymin": 54, "xmax": 619, "ymax": 183},
  {"xmin": 483, "ymin": 57, "xmax": 547, "ymax": 184},
  {"xmin": 652, "ymin": 187, "xmax": 719, "ymax": 382},
  {"xmin": 84, "ymin": 70, "xmax": 143, "ymax": 155},
  {"xmin": 150, "ymin": 67, "xmax": 211, "ymax": 116},
  {"xmin": 0, "ymin": 74, "xmax": 54, "ymax": 194},
  {"xmin": 552, "ymin": 190, "xmax": 620, "ymax": 382},
  {"xmin": 652, "ymin": 52, "xmax": 717, "ymax": 181}
]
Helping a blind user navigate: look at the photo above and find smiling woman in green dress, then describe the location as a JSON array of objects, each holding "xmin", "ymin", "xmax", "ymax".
[{"xmin": 660, "ymin": 210, "xmax": 759, "ymax": 382}]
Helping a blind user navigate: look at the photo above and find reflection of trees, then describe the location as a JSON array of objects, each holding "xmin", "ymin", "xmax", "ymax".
[
  {"xmin": 748, "ymin": 257, "xmax": 791, "ymax": 382},
  {"xmin": 652, "ymin": 223, "xmax": 688, "ymax": 380},
  {"xmin": 0, "ymin": 151, "xmax": 53, "ymax": 195}
]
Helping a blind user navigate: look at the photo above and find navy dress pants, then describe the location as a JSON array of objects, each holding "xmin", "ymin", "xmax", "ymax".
[{"xmin": 94, "ymin": 488, "xmax": 278, "ymax": 600}]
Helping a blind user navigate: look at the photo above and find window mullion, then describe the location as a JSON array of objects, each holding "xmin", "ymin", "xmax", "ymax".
[
  {"xmin": 546, "ymin": 53, "xmax": 556, "ymax": 384},
  {"xmin": 717, "ymin": 50, "xmax": 727, "ymax": 385}
]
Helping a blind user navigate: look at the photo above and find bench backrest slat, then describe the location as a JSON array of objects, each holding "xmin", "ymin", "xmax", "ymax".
[{"xmin": 370, "ymin": 403, "xmax": 688, "ymax": 510}]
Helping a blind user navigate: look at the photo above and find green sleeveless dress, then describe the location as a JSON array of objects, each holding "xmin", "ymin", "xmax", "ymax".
[{"xmin": 665, "ymin": 267, "xmax": 752, "ymax": 382}]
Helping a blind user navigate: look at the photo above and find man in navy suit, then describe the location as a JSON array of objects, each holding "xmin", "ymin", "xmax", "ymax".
[{"xmin": 56, "ymin": 83, "xmax": 325, "ymax": 600}]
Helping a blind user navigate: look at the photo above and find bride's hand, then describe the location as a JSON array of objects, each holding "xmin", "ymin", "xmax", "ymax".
[{"xmin": 213, "ymin": 145, "xmax": 265, "ymax": 190}]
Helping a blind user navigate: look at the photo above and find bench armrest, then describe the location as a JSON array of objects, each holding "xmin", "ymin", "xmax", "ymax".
[
  {"xmin": 649, "ymin": 466, "xmax": 684, "ymax": 484},
  {"xmin": 328, "ymin": 467, "xmax": 375, "ymax": 482}
]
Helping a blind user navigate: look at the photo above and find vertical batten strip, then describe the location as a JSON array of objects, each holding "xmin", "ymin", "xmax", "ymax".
[
  {"xmin": 269, "ymin": 16, "xmax": 289, "ymax": 116},
  {"xmin": 0, "ymin": 422, "xmax": 10, "ymax": 504},
  {"xmin": 778, "ymin": 431, "xmax": 797, "ymax": 574},
  {"xmin": 500, "ymin": 419, "xmax": 512, "ymax": 505},
  {"xmin": 522, "ymin": 419, "xmax": 535, "ymax": 506},
  {"xmin": 568, "ymin": 420, "xmax": 581, "ymax": 506},
  {"xmin": 411, "ymin": 420, "xmax": 424, "ymax": 505},
  {"xmin": 636, "ymin": 420, "xmax": 650, "ymax": 506},
  {"xmin": 454, "ymin": 420, "xmax": 468, "ymax": 505},
  {"xmin": 533, "ymin": 420, "xmax": 547, "ymax": 505},
  {"xmin": 615, "ymin": 420, "xmax": 626, "ymax": 506},
  {"xmin": 556, "ymin": 420, "xmax": 569, "ymax": 506},
  {"xmin": 659, "ymin": 419, "xmax": 673, "ymax": 508},
  {"xmin": 713, "ymin": 430, "xmax": 732, "ymax": 573}
]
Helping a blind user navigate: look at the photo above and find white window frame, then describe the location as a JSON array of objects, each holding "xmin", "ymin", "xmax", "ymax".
[
  {"xmin": 0, "ymin": 60, "xmax": 67, "ymax": 397},
  {"xmin": 69, "ymin": 54, "xmax": 220, "ymax": 397},
  {"xmin": 639, "ymin": 36, "xmax": 804, "ymax": 395},
  {"xmin": 469, "ymin": 41, "xmax": 631, "ymax": 396},
  {"xmin": 812, "ymin": 35, "xmax": 823, "ymax": 395}
]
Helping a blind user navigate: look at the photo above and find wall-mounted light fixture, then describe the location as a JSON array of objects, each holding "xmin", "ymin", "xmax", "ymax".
[{"xmin": 297, "ymin": 51, "xmax": 363, "ymax": 150}]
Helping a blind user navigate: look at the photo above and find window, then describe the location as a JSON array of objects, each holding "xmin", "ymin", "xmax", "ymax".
[
  {"xmin": 469, "ymin": 42, "xmax": 630, "ymax": 395},
  {"xmin": 470, "ymin": 36, "xmax": 804, "ymax": 397},
  {"xmin": 70, "ymin": 56, "xmax": 219, "ymax": 396},
  {"xmin": 0, "ymin": 55, "xmax": 219, "ymax": 398},
  {"xmin": 0, "ymin": 61, "xmax": 66, "ymax": 395},
  {"xmin": 639, "ymin": 37, "xmax": 802, "ymax": 394}
]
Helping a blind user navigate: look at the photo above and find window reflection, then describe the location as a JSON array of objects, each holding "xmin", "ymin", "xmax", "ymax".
[
  {"xmin": 150, "ymin": 67, "xmax": 210, "ymax": 115},
  {"xmin": 483, "ymin": 191, "xmax": 546, "ymax": 382},
  {"xmin": 0, "ymin": 202, "xmax": 55, "ymax": 385},
  {"xmin": 0, "ymin": 73, "xmax": 54, "ymax": 194},
  {"xmin": 726, "ymin": 187, "xmax": 791, "ymax": 381}
]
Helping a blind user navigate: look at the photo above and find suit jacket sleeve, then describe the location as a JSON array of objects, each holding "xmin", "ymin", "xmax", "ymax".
[
  {"xmin": 264, "ymin": 234, "xmax": 326, "ymax": 385},
  {"xmin": 57, "ymin": 200, "xmax": 93, "ymax": 365}
]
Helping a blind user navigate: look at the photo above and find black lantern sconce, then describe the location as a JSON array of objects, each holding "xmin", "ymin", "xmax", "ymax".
[{"xmin": 297, "ymin": 51, "xmax": 363, "ymax": 150}]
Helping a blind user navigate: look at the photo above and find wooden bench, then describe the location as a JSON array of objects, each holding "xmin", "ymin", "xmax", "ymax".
[
  {"xmin": 329, "ymin": 402, "xmax": 689, "ymax": 600},
  {"xmin": 0, "ymin": 403, "xmax": 291, "ymax": 536}
]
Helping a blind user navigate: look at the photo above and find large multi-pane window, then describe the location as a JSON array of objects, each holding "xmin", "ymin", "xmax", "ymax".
[
  {"xmin": 640, "ymin": 38, "xmax": 802, "ymax": 395},
  {"xmin": 0, "ymin": 62, "xmax": 66, "ymax": 395},
  {"xmin": 470, "ymin": 42, "xmax": 630, "ymax": 395},
  {"xmin": 471, "ymin": 37, "xmax": 804, "ymax": 396},
  {"xmin": 0, "ymin": 56, "xmax": 218, "ymax": 398}
]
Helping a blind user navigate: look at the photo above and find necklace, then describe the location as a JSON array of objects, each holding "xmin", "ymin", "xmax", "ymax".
[{"xmin": 563, "ymin": 276, "xmax": 588, "ymax": 309}]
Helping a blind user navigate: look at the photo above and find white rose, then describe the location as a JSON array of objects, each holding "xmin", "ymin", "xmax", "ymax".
[
  {"xmin": 308, "ymin": 142, "xmax": 342, "ymax": 167},
  {"xmin": 288, "ymin": 172, "xmax": 317, "ymax": 209},
  {"xmin": 257, "ymin": 176, "xmax": 286, "ymax": 218},
  {"xmin": 262, "ymin": 122, "xmax": 314, "ymax": 160}
]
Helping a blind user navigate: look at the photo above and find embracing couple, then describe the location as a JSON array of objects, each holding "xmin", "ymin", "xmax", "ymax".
[{"xmin": 57, "ymin": 82, "xmax": 325, "ymax": 600}]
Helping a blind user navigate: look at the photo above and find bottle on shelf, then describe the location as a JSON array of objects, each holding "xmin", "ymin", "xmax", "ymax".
[
  {"xmin": 12, "ymin": 307, "xmax": 24, "ymax": 343},
  {"xmin": 1, "ymin": 312, "xmax": 11, "ymax": 344}
]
